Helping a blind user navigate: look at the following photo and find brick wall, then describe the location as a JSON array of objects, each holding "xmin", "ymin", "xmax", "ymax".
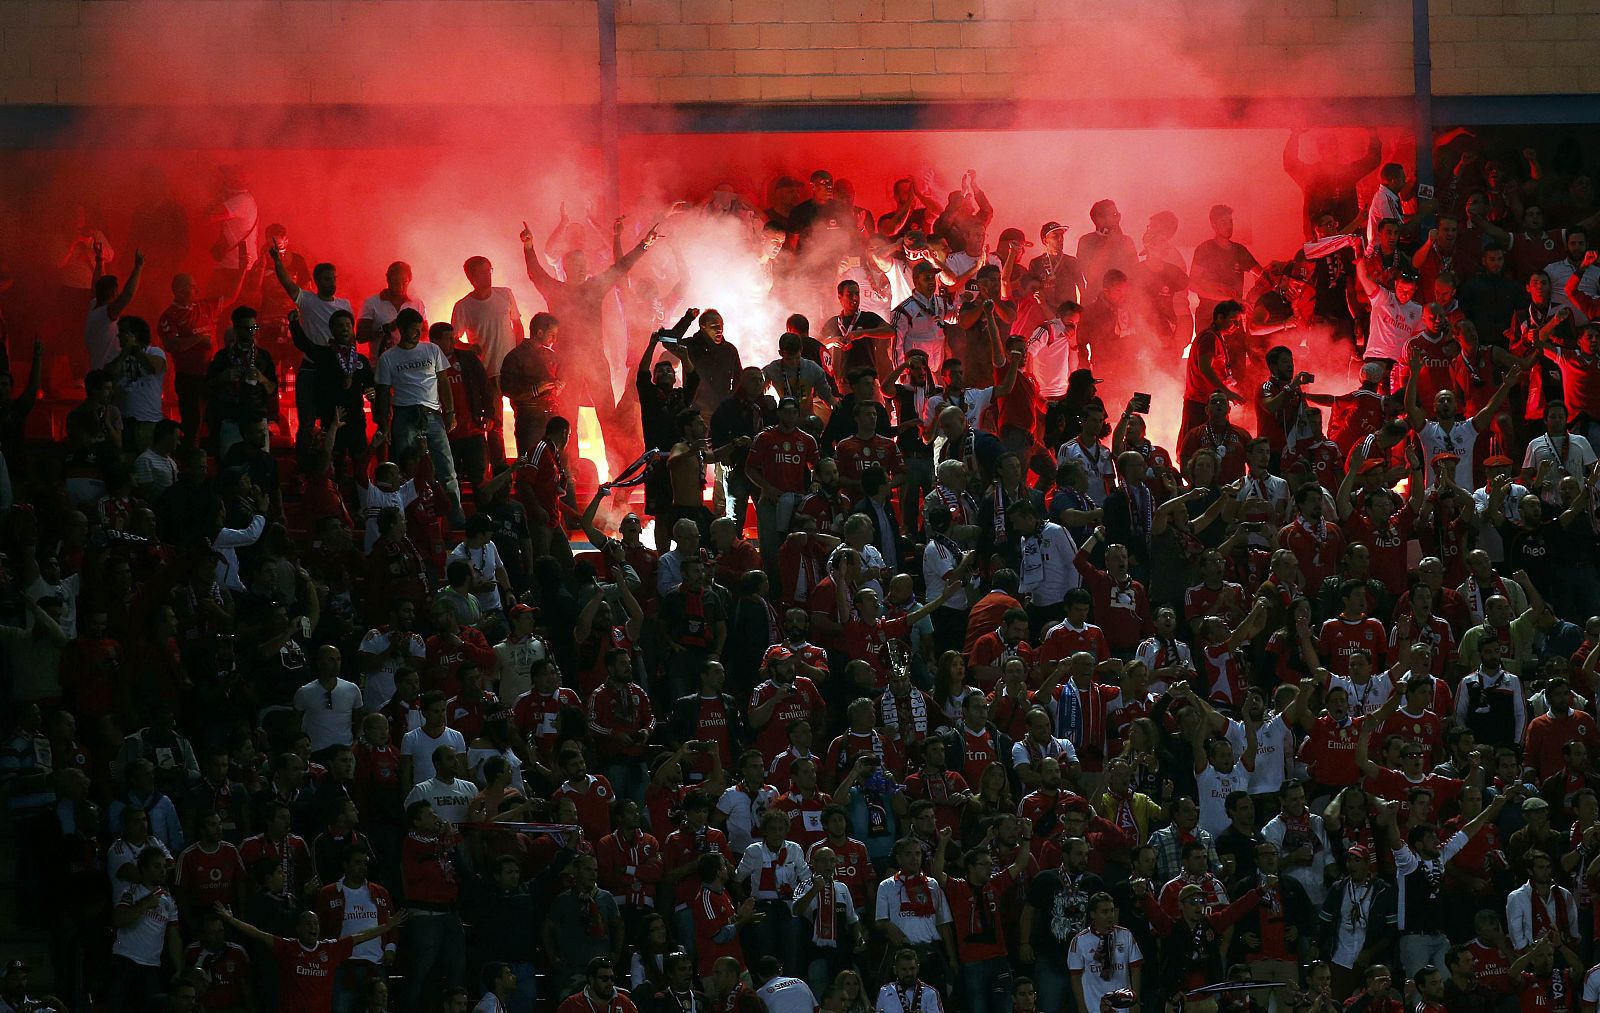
[{"xmin": 0, "ymin": 0, "xmax": 1587, "ymax": 108}]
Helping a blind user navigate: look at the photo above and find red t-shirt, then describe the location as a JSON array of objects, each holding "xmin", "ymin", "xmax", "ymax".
[
  {"xmin": 1183, "ymin": 328, "xmax": 1233, "ymax": 403},
  {"xmin": 1281, "ymin": 438, "xmax": 1345, "ymax": 489},
  {"xmin": 1378, "ymin": 708, "xmax": 1444, "ymax": 761},
  {"xmin": 807, "ymin": 836, "xmax": 873, "ymax": 909},
  {"xmin": 1184, "ymin": 581, "xmax": 1247, "ymax": 627},
  {"xmin": 1035, "ymin": 621, "xmax": 1110, "ymax": 674},
  {"xmin": 1343, "ymin": 509, "xmax": 1415, "ymax": 596},
  {"xmin": 1401, "ymin": 332, "xmax": 1458, "ymax": 407},
  {"xmin": 946, "ymin": 869, "xmax": 1015, "ymax": 961},
  {"xmin": 1316, "ymin": 616, "xmax": 1389, "ymax": 678},
  {"xmin": 1278, "ymin": 518, "xmax": 1346, "ymax": 589},
  {"xmin": 1299, "ymin": 714, "xmax": 1365, "ymax": 788},
  {"xmin": 747, "ymin": 427, "xmax": 819, "ymax": 494},
  {"xmin": 968, "ymin": 631, "xmax": 1036, "ymax": 692},
  {"xmin": 185, "ymin": 940, "xmax": 251, "ymax": 1010},
  {"xmin": 271, "ymin": 935, "xmax": 355, "ymax": 1011},
  {"xmin": 662, "ymin": 826, "xmax": 733, "ymax": 908},
  {"xmin": 1467, "ymin": 940, "xmax": 1513, "ymax": 994},
  {"xmin": 1364, "ymin": 767, "xmax": 1463, "ymax": 822},
  {"xmin": 176, "ymin": 842, "xmax": 246, "ymax": 912},
  {"xmin": 512, "ymin": 687, "xmax": 583, "ymax": 759},
  {"xmin": 552, "ymin": 775, "xmax": 616, "ymax": 841},
  {"xmin": 693, "ymin": 887, "xmax": 742, "ymax": 976},
  {"xmin": 836, "ymin": 434, "xmax": 903, "ymax": 485},
  {"xmin": 749, "ymin": 678, "xmax": 825, "ymax": 761}
]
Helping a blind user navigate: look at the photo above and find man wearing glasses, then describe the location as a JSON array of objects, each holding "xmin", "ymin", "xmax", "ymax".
[{"xmin": 557, "ymin": 957, "xmax": 638, "ymax": 1013}]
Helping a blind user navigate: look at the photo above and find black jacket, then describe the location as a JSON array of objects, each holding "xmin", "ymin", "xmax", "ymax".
[{"xmin": 1315, "ymin": 877, "xmax": 1397, "ymax": 964}]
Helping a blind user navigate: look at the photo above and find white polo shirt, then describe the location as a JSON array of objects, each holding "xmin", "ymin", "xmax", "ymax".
[{"xmin": 873, "ymin": 873, "xmax": 951, "ymax": 945}]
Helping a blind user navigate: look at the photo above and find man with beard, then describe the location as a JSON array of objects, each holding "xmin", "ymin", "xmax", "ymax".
[{"xmin": 1020, "ymin": 835, "xmax": 1105, "ymax": 1013}]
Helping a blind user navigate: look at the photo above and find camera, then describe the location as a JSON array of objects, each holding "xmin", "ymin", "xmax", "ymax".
[{"xmin": 1130, "ymin": 392, "xmax": 1152, "ymax": 414}]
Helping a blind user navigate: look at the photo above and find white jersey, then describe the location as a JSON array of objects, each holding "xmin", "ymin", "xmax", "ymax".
[
  {"xmin": 1225, "ymin": 714, "xmax": 1294, "ymax": 795},
  {"xmin": 1195, "ymin": 763, "xmax": 1251, "ymax": 837},
  {"xmin": 1418, "ymin": 418, "xmax": 1479, "ymax": 488},
  {"xmin": 875, "ymin": 982, "xmax": 945, "ymax": 1013},
  {"xmin": 1065, "ymin": 925, "xmax": 1143, "ymax": 1013},
  {"xmin": 758, "ymin": 977, "xmax": 818, "ymax": 1013}
]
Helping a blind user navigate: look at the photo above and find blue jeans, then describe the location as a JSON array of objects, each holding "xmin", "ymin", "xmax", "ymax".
[
  {"xmin": 403, "ymin": 911, "xmax": 466, "ymax": 1013},
  {"xmin": 961, "ymin": 956, "xmax": 1013, "ymax": 1013},
  {"xmin": 392, "ymin": 404, "xmax": 465, "ymax": 523},
  {"xmin": 508, "ymin": 959, "xmax": 539, "ymax": 1013},
  {"xmin": 1034, "ymin": 959, "xmax": 1074, "ymax": 1013},
  {"xmin": 673, "ymin": 905, "xmax": 698, "ymax": 967},
  {"xmin": 605, "ymin": 761, "xmax": 646, "ymax": 804}
]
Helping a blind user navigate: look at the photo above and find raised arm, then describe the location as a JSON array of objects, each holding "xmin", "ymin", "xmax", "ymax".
[
  {"xmin": 212, "ymin": 903, "xmax": 277, "ymax": 946},
  {"xmin": 266, "ymin": 243, "xmax": 302, "ymax": 303},
  {"xmin": 1470, "ymin": 365, "xmax": 1522, "ymax": 433},
  {"xmin": 107, "ymin": 250, "xmax": 146, "ymax": 319}
]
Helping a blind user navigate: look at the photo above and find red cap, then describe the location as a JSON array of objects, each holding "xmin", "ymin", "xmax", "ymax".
[
  {"xmin": 509, "ymin": 603, "xmax": 538, "ymax": 619},
  {"xmin": 1483, "ymin": 454, "xmax": 1515, "ymax": 468},
  {"xmin": 1347, "ymin": 844, "xmax": 1373, "ymax": 861},
  {"xmin": 1357, "ymin": 459, "xmax": 1385, "ymax": 475},
  {"xmin": 766, "ymin": 646, "xmax": 794, "ymax": 663},
  {"xmin": 1431, "ymin": 451, "xmax": 1460, "ymax": 464}
]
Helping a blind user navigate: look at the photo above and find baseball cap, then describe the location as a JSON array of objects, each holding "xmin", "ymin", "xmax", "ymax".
[
  {"xmin": 766, "ymin": 646, "xmax": 795, "ymax": 663},
  {"xmin": 509, "ymin": 603, "xmax": 538, "ymax": 619},
  {"xmin": 1357, "ymin": 459, "xmax": 1386, "ymax": 475},
  {"xmin": 1431, "ymin": 451, "xmax": 1460, "ymax": 465},
  {"xmin": 4, "ymin": 960, "xmax": 27, "ymax": 974},
  {"xmin": 777, "ymin": 396, "xmax": 800, "ymax": 410},
  {"xmin": 1068, "ymin": 368, "xmax": 1102, "ymax": 386},
  {"xmin": 1484, "ymin": 454, "xmax": 1515, "ymax": 468},
  {"xmin": 1347, "ymin": 844, "xmax": 1372, "ymax": 862},
  {"xmin": 1040, "ymin": 221, "xmax": 1069, "ymax": 241},
  {"xmin": 1522, "ymin": 796, "xmax": 1550, "ymax": 813},
  {"xmin": 1178, "ymin": 884, "xmax": 1206, "ymax": 902},
  {"xmin": 997, "ymin": 227, "xmax": 1032, "ymax": 247}
]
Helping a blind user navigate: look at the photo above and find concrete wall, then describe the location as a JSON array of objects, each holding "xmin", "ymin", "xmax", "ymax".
[{"xmin": 0, "ymin": 0, "xmax": 1589, "ymax": 108}]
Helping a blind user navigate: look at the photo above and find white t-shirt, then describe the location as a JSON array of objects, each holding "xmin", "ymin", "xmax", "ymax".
[
  {"xmin": 1066, "ymin": 926, "xmax": 1143, "ymax": 1013},
  {"xmin": 134, "ymin": 449, "xmax": 179, "ymax": 498},
  {"xmin": 359, "ymin": 293, "xmax": 428, "ymax": 342},
  {"xmin": 467, "ymin": 745, "xmax": 525, "ymax": 793},
  {"xmin": 217, "ymin": 190, "xmax": 259, "ymax": 270},
  {"xmin": 30, "ymin": 573, "xmax": 81, "ymax": 640},
  {"xmin": 85, "ymin": 304, "xmax": 119, "ymax": 370},
  {"xmin": 1365, "ymin": 288, "xmax": 1423, "ymax": 363},
  {"xmin": 113, "ymin": 884, "xmax": 180, "ymax": 965},
  {"xmin": 376, "ymin": 342, "xmax": 452, "ymax": 410},
  {"xmin": 448, "ymin": 540, "xmax": 505, "ymax": 612},
  {"xmin": 1028, "ymin": 321, "xmax": 1079, "ymax": 399},
  {"xmin": 1581, "ymin": 963, "xmax": 1600, "ymax": 1010},
  {"xmin": 1521, "ymin": 431, "xmax": 1597, "ymax": 477},
  {"xmin": 1546, "ymin": 257, "xmax": 1599, "ymax": 324},
  {"xmin": 357, "ymin": 628, "xmax": 427, "ymax": 710},
  {"xmin": 116, "ymin": 344, "xmax": 168, "ymax": 422},
  {"xmin": 1224, "ymin": 715, "xmax": 1294, "ymax": 795},
  {"xmin": 1418, "ymin": 418, "xmax": 1479, "ymax": 488},
  {"xmin": 334, "ymin": 881, "xmax": 387, "ymax": 963},
  {"xmin": 493, "ymin": 635, "xmax": 548, "ymax": 702},
  {"xmin": 1057, "ymin": 439, "xmax": 1116, "ymax": 505},
  {"xmin": 873, "ymin": 874, "xmax": 952, "ymax": 946},
  {"xmin": 399, "ymin": 727, "xmax": 468, "ymax": 785},
  {"xmin": 758, "ymin": 977, "xmax": 819, "ymax": 1013},
  {"xmin": 1195, "ymin": 763, "xmax": 1251, "ymax": 837},
  {"xmin": 293, "ymin": 678, "xmax": 362, "ymax": 751},
  {"xmin": 1019, "ymin": 522, "xmax": 1082, "ymax": 606},
  {"xmin": 358, "ymin": 479, "xmax": 419, "ymax": 552},
  {"xmin": 922, "ymin": 539, "xmax": 969, "ymax": 611},
  {"xmin": 294, "ymin": 289, "xmax": 354, "ymax": 345},
  {"xmin": 1329, "ymin": 672, "xmax": 1393, "ymax": 718},
  {"xmin": 450, "ymin": 288, "xmax": 520, "ymax": 376},
  {"xmin": 926, "ymin": 387, "xmax": 995, "ymax": 435},
  {"xmin": 404, "ymin": 775, "xmax": 478, "ymax": 825}
]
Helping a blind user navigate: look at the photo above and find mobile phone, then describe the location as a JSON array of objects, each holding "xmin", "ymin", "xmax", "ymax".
[
  {"xmin": 1416, "ymin": 183, "xmax": 1435, "ymax": 200},
  {"xmin": 1130, "ymin": 392, "xmax": 1152, "ymax": 414}
]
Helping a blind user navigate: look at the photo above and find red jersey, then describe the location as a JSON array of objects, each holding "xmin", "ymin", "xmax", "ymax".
[
  {"xmin": 1316, "ymin": 616, "xmax": 1389, "ymax": 678},
  {"xmin": 240, "ymin": 833, "xmax": 311, "ymax": 892},
  {"xmin": 1378, "ymin": 708, "xmax": 1444, "ymax": 761},
  {"xmin": 747, "ymin": 427, "xmax": 819, "ymax": 494},
  {"xmin": 1281, "ymin": 438, "xmax": 1345, "ymax": 489},
  {"xmin": 176, "ymin": 841, "xmax": 246, "ymax": 913},
  {"xmin": 662, "ymin": 825, "xmax": 733, "ymax": 908},
  {"xmin": 1344, "ymin": 509, "xmax": 1415, "ymax": 596},
  {"xmin": 1178, "ymin": 422, "xmax": 1251, "ymax": 482},
  {"xmin": 1184, "ymin": 581, "xmax": 1247, "ymax": 628},
  {"xmin": 423, "ymin": 629, "xmax": 496, "ymax": 698},
  {"xmin": 1523, "ymin": 710, "xmax": 1600, "ymax": 782},
  {"xmin": 842, "ymin": 612, "xmax": 911, "ymax": 686},
  {"xmin": 902, "ymin": 769, "xmax": 971, "ymax": 832},
  {"xmin": 954, "ymin": 724, "xmax": 1001, "ymax": 785},
  {"xmin": 445, "ymin": 690, "xmax": 497, "ymax": 742},
  {"xmin": 185, "ymin": 941, "xmax": 251, "ymax": 1011},
  {"xmin": 678, "ymin": 694, "xmax": 738, "ymax": 770},
  {"xmin": 1278, "ymin": 517, "xmax": 1346, "ymax": 589},
  {"xmin": 835, "ymin": 434, "xmax": 903, "ymax": 486},
  {"xmin": 400, "ymin": 829, "xmax": 460, "ymax": 908},
  {"xmin": 1200, "ymin": 643, "xmax": 1246, "ymax": 706},
  {"xmin": 968, "ymin": 630, "xmax": 1036, "ymax": 692},
  {"xmin": 1183, "ymin": 328, "xmax": 1235, "ymax": 402},
  {"xmin": 596, "ymin": 829, "xmax": 664, "ymax": 909},
  {"xmin": 1255, "ymin": 377, "xmax": 1303, "ymax": 455},
  {"xmin": 352, "ymin": 741, "xmax": 402, "ymax": 820},
  {"xmin": 405, "ymin": 478, "xmax": 449, "ymax": 576},
  {"xmin": 1515, "ymin": 972, "xmax": 1569, "ymax": 1013},
  {"xmin": 1401, "ymin": 332, "xmax": 1457, "ymax": 406},
  {"xmin": 807, "ymin": 836, "xmax": 872, "ymax": 908},
  {"xmin": 1364, "ymin": 767, "xmax": 1463, "ymax": 822},
  {"xmin": 823, "ymin": 729, "xmax": 905, "ymax": 783},
  {"xmin": 1328, "ymin": 389, "xmax": 1387, "ymax": 456},
  {"xmin": 1452, "ymin": 343, "xmax": 1502, "ymax": 415},
  {"xmin": 692, "ymin": 887, "xmax": 742, "ymax": 976},
  {"xmin": 554, "ymin": 774, "xmax": 616, "ymax": 840},
  {"xmin": 1074, "ymin": 554, "xmax": 1154, "ymax": 653},
  {"xmin": 946, "ymin": 868, "xmax": 1016, "ymax": 961},
  {"xmin": 157, "ymin": 298, "xmax": 221, "ymax": 375},
  {"xmin": 587, "ymin": 682, "xmax": 656, "ymax": 762},
  {"xmin": 1467, "ymin": 940, "xmax": 1513, "ymax": 995},
  {"xmin": 1035, "ymin": 620, "xmax": 1111, "ymax": 673},
  {"xmin": 270, "ymin": 935, "xmax": 355, "ymax": 1011},
  {"xmin": 1298, "ymin": 714, "xmax": 1365, "ymax": 788},
  {"xmin": 522, "ymin": 439, "xmax": 569, "ymax": 527},
  {"xmin": 513, "ymin": 687, "xmax": 584, "ymax": 759},
  {"xmin": 771, "ymin": 790, "xmax": 832, "ymax": 851},
  {"xmin": 749, "ymin": 677, "xmax": 825, "ymax": 761}
]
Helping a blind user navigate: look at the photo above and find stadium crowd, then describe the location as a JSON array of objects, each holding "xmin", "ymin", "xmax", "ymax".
[{"xmin": 6, "ymin": 129, "xmax": 1600, "ymax": 1013}]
